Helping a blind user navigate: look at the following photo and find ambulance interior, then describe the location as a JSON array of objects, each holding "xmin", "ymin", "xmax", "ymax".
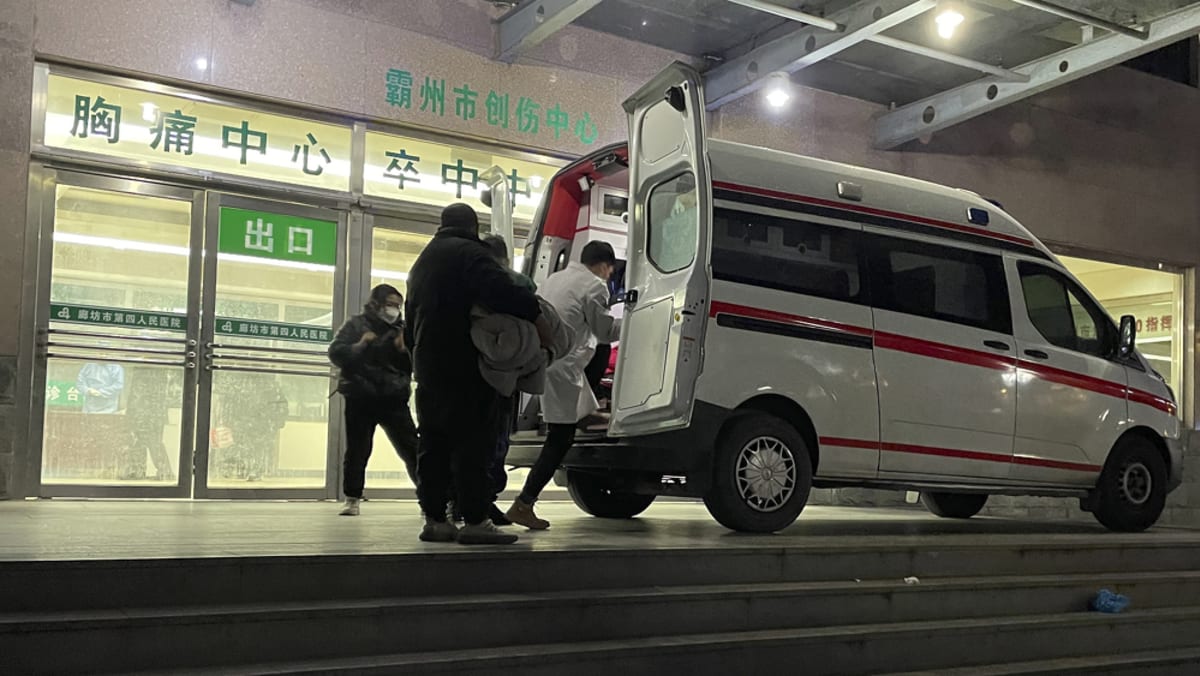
[{"xmin": 515, "ymin": 146, "xmax": 632, "ymax": 434}]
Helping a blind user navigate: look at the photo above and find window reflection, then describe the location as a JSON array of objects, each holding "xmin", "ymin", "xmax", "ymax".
[{"xmin": 1060, "ymin": 255, "xmax": 1183, "ymax": 391}]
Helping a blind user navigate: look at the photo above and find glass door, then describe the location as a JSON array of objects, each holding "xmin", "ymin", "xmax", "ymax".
[
  {"xmin": 194, "ymin": 194, "xmax": 345, "ymax": 498},
  {"xmin": 33, "ymin": 171, "xmax": 203, "ymax": 498},
  {"xmin": 353, "ymin": 213, "xmax": 436, "ymax": 495}
]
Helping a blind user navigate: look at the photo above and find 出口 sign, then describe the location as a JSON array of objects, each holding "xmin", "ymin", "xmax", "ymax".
[{"xmin": 217, "ymin": 208, "xmax": 338, "ymax": 267}]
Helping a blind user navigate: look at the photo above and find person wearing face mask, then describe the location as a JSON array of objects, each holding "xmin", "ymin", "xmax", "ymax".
[{"xmin": 328, "ymin": 284, "xmax": 419, "ymax": 516}]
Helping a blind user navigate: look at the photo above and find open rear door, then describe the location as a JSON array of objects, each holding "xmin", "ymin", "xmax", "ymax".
[{"xmin": 609, "ymin": 62, "xmax": 711, "ymax": 437}]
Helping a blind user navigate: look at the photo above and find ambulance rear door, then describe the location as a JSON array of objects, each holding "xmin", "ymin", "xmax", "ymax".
[{"xmin": 609, "ymin": 62, "xmax": 712, "ymax": 437}]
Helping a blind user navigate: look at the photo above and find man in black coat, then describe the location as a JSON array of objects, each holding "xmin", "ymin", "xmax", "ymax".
[
  {"xmin": 404, "ymin": 204, "xmax": 546, "ymax": 545},
  {"xmin": 329, "ymin": 283, "xmax": 418, "ymax": 516}
]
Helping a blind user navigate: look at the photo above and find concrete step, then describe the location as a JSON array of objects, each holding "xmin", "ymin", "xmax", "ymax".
[
  {"xmin": 881, "ymin": 646, "xmax": 1200, "ymax": 675},
  {"xmin": 131, "ymin": 607, "xmax": 1200, "ymax": 676},
  {"xmin": 6, "ymin": 571, "xmax": 1200, "ymax": 674},
  {"xmin": 7, "ymin": 538, "xmax": 1200, "ymax": 612}
]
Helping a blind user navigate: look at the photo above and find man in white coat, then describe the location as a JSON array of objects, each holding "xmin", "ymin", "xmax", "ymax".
[{"xmin": 507, "ymin": 240, "xmax": 622, "ymax": 530}]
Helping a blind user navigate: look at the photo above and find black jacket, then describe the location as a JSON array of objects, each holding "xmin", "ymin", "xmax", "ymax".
[
  {"xmin": 329, "ymin": 312, "xmax": 413, "ymax": 401},
  {"xmin": 404, "ymin": 228, "xmax": 541, "ymax": 396}
]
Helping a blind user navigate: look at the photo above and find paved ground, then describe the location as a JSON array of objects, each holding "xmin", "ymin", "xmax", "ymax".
[{"xmin": 2, "ymin": 498, "xmax": 1198, "ymax": 561}]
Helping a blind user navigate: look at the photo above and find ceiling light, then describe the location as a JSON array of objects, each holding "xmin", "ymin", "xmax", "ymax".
[
  {"xmin": 194, "ymin": 57, "xmax": 209, "ymax": 71},
  {"xmin": 764, "ymin": 73, "xmax": 791, "ymax": 109},
  {"xmin": 935, "ymin": 9, "xmax": 965, "ymax": 39}
]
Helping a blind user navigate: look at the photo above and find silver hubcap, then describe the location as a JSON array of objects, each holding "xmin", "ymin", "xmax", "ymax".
[
  {"xmin": 736, "ymin": 436, "xmax": 797, "ymax": 513},
  {"xmin": 1120, "ymin": 462, "xmax": 1153, "ymax": 506}
]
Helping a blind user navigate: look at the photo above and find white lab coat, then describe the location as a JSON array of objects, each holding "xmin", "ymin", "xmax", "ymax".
[{"xmin": 538, "ymin": 262, "xmax": 622, "ymax": 424}]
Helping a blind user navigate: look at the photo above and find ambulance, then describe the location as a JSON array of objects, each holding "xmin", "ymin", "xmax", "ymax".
[{"xmin": 502, "ymin": 63, "xmax": 1183, "ymax": 534}]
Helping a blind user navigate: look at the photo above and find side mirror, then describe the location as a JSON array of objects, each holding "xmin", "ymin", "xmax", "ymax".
[{"xmin": 1119, "ymin": 315, "xmax": 1137, "ymax": 358}]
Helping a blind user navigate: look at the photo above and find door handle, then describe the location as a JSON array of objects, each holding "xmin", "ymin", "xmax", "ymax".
[
  {"xmin": 984, "ymin": 340, "xmax": 1010, "ymax": 352},
  {"xmin": 1024, "ymin": 349, "xmax": 1050, "ymax": 360}
]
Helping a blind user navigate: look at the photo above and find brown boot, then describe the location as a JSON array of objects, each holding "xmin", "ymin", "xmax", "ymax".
[{"xmin": 506, "ymin": 498, "xmax": 550, "ymax": 530}]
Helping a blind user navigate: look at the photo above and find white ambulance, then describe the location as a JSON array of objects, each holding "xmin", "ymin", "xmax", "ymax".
[{"xmin": 506, "ymin": 63, "xmax": 1183, "ymax": 534}]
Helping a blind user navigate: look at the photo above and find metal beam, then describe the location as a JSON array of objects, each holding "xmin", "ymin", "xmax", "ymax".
[
  {"xmin": 875, "ymin": 2, "xmax": 1200, "ymax": 149},
  {"xmin": 496, "ymin": 0, "xmax": 604, "ymax": 63},
  {"xmin": 704, "ymin": 0, "xmax": 937, "ymax": 109},
  {"xmin": 725, "ymin": 0, "xmax": 1028, "ymax": 83},
  {"xmin": 1010, "ymin": 0, "xmax": 1148, "ymax": 40},
  {"xmin": 725, "ymin": 0, "xmax": 841, "ymax": 32},
  {"xmin": 868, "ymin": 35, "xmax": 1029, "ymax": 82},
  {"xmin": 724, "ymin": 1, "xmax": 1026, "ymax": 84}
]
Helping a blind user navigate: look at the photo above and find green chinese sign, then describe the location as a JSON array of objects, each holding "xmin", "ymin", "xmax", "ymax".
[
  {"xmin": 49, "ymin": 303, "xmax": 333, "ymax": 344},
  {"xmin": 218, "ymin": 208, "xmax": 337, "ymax": 266},
  {"xmin": 51, "ymin": 304, "xmax": 188, "ymax": 331},
  {"xmin": 385, "ymin": 68, "xmax": 601, "ymax": 146},
  {"xmin": 215, "ymin": 318, "xmax": 333, "ymax": 344},
  {"xmin": 46, "ymin": 380, "xmax": 84, "ymax": 408}
]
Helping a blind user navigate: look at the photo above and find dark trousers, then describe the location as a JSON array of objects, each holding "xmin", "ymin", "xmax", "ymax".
[
  {"xmin": 416, "ymin": 384, "xmax": 502, "ymax": 525},
  {"xmin": 491, "ymin": 398, "xmax": 513, "ymax": 499},
  {"xmin": 342, "ymin": 396, "xmax": 419, "ymax": 499},
  {"xmin": 128, "ymin": 420, "xmax": 172, "ymax": 478},
  {"xmin": 584, "ymin": 344, "xmax": 612, "ymax": 398},
  {"xmin": 520, "ymin": 423, "xmax": 577, "ymax": 504}
]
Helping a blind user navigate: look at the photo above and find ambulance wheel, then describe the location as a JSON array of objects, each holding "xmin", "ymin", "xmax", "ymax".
[
  {"xmin": 567, "ymin": 471, "xmax": 656, "ymax": 519},
  {"xmin": 704, "ymin": 413, "xmax": 812, "ymax": 533},
  {"xmin": 920, "ymin": 492, "xmax": 988, "ymax": 519},
  {"xmin": 1092, "ymin": 436, "xmax": 1167, "ymax": 533}
]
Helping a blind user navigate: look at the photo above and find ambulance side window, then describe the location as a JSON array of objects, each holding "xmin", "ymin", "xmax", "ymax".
[
  {"xmin": 868, "ymin": 236, "xmax": 1012, "ymax": 334},
  {"xmin": 646, "ymin": 173, "xmax": 698, "ymax": 273},
  {"xmin": 711, "ymin": 208, "xmax": 863, "ymax": 303},
  {"xmin": 1018, "ymin": 263, "xmax": 1114, "ymax": 358}
]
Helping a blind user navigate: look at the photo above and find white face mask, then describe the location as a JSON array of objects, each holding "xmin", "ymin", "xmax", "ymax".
[{"xmin": 381, "ymin": 307, "xmax": 401, "ymax": 324}]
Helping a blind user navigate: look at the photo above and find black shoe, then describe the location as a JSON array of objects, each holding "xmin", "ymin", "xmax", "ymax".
[{"xmin": 489, "ymin": 504, "xmax": 512, "ymax": 526}]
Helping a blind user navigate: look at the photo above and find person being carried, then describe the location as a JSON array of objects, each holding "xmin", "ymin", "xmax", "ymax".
[
  {"xmin": 464, "ymin": 234, "xmax": 540, "ymax": 526},
  {"xmin": 329, "ymin": 284, "xmax": 419, "ymax": 516},
  {"xmin": 405, "ymin": 204, "xmax": 553, "ymax": 545},
  {"xmin": 507, "ymin": 240, "xmax": 623, "ymax": 530}
]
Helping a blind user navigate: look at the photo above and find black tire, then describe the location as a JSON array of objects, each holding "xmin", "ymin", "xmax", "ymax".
[
  {"xmin": 703, "ymin": 413, "xmax": 812, "ymax": 533},
  {"xmin": 1092, "ymin": 436, "xmax": 1168, "ymax": 532},
  {"xmin": 567, "ymin": 471, "xmax": 656, "ymax": 519},
  {"xmin": 920, "ymin": 492, "xmax": 988, "ymax": 519}
]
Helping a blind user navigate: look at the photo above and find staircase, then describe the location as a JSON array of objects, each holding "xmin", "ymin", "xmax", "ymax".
[{"xmin": 4, "ymin": 534, "xmax": 1200, "ymax": 674}]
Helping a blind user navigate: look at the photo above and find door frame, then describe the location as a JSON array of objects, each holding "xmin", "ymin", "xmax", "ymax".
[
  {"xmin": 347, "ymin": 210, "xmax": 440, "ymax": 499},
  {"xmin": 193, "ymin": 192, "xmax": 348, "ymax": 500},
  {"xmin": 24, "ymin": 167, "xmax": 205, "ymax": 499}
]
